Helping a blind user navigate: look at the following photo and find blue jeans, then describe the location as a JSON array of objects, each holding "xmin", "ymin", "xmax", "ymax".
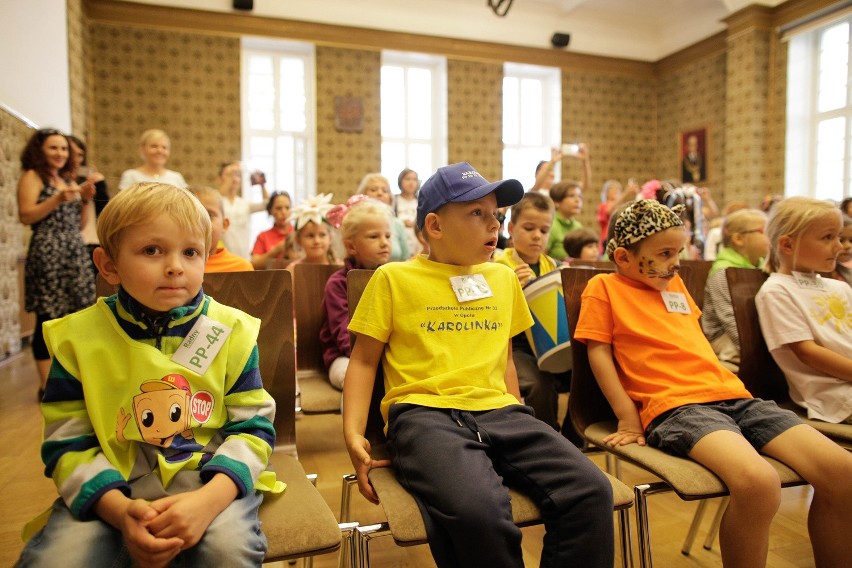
[{"xmin": 17, "ymin": 490, "xmax": 266, "ymax": 567}]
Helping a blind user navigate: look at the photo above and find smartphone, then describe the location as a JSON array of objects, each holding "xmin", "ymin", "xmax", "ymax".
[
  {"xmin": 561, "ymin": 143, "xmax": 580, "ymax": 157},
  {"xmin": 250, "ymin": 170, "xmax": 266, "ymax": 185}
]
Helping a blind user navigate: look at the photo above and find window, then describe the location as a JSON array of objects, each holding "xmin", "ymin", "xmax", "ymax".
[
  {"xmin": 381, "ymin": 51, "xmax": 447, "ymax": 192},
  {"xmin": 242, "ymin": 38, "xmax": 315, "ymax": 240},
  {"xmin": 786, "ymin": 15, "xmax": 852, "ymax": 202},
  {"xmin": 502, "ymin": 63, "xmax": 561, "ymax": 189}
]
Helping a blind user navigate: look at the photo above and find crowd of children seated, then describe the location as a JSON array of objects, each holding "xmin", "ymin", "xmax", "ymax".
[{"xmin": 16, "ymin": 128, "xmax": 852, "ymax": 566}]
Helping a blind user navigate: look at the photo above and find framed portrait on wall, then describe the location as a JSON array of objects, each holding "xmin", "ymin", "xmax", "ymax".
[{"xmin": 680, "ymin": 127, "xmax": 708, "ymax": 184}]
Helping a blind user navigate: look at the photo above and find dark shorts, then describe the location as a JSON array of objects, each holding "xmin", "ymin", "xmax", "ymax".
[{"xmin": 645, "ymin": 398, "xmax": 802, "ymax": 457}]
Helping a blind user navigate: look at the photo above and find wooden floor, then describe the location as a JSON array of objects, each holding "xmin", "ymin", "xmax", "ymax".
[{"xmin": 0, "ymin": 350, "xmax": 817, "ymax": 567}]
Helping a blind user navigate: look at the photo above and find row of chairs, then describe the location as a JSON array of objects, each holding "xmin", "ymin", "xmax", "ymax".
[
  {"xmin": 339, "ymin": 265, "xmax": 851, "ymax": 568},
  {"xmin": 96, "ymin": 262, "xmax": 851, "ymax": 566}
]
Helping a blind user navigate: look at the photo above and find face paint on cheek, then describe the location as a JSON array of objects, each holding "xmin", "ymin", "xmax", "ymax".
[{"xmin": 638, "ymin": 259, "xmax": 645, "ymax": 274}]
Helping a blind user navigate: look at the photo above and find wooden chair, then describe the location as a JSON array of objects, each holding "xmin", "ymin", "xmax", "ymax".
[
  {"xmin": 99, "ymin": 272, "xmax": 351, "ymax": 565},
  {"xmin": 679, "ymin": 259, "xmax": 713, "ymax": 310},
  {"xmin": 726, "ymin": 267, "xmax": 852, "ymax": 447},
  {"xmin": 293, "ymin": 263, "xmax": 346, "ymax": 413},
  {"xmin": 341, "ymin": 269, "xmax": 635, "ymax": 568},
  {"xmin": 562, "ymin": 266, "xmax": 808, "ymax": 568},
  {"xmin": 570, "ymin": 259, "xmax": 615, "ymax": 269},
  {"xmin": 200, "ymin": 271, "xmax": 352, "ymax": 565}
]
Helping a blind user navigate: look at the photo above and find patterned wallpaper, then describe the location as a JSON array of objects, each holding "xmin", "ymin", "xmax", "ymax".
[
  {"xmin": 724, "ymin": 28, "xmax": 773, "ymax": 205},
  {"xmin": 656, "ymin": 52, "xmax": 728, "ymax": 198},
  {"xmin": 0, "ymin": 110, "xmax": 31, "ymax": 357},
  {"xmin": 88, "ymin": 23, "xmax": 241, "ymax": 190},
  {"xmin": 447, "ymin": 59, "xmax": 504, "ymax": 183},
  {"xmin": 315, "ymin": 46, "xmax": 381, "ymax": 202},
  {"xmin": 565, "ymin": 72, "xmax": 657, "ymax": 228},
  {"xmin": 67, "ymin": 0, "xmax": 89, "ymax": 138},
  {"xmin": 0, "ymin": 1, "xmax": 817, "ymax": 360}
]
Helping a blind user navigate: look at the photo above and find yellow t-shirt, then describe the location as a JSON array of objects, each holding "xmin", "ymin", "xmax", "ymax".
[
  {"xmin": 574, "ymin": 272, "xmax": 752, "ymax": 430},
  {"xmin": 349, "ymin": 255, "xmax": 533, "ymax": 427}
]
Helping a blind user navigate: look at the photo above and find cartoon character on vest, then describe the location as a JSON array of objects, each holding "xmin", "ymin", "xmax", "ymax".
[{"xmin": 117, "ymin": 373, "xmax": 205, "ymax": 463}]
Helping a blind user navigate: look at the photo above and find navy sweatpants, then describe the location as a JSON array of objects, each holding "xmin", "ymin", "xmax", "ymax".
[{"xmin": 387, "ymin": 403, "xmax": 614, "ymax": 568}]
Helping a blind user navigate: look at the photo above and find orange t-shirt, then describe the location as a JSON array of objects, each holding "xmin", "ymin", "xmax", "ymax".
[
  {"xmin": 574, "ymin": 272, "xmax": 751, "ymax": 430},
  {"xmin": 205, "ymin": 246, "xmax": 254, "ymax": 273}
]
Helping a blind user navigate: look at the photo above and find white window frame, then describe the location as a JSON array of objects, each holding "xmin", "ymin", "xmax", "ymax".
[
  {"xmin": 785, "ymin": 14, "xmax": 852, "ymax": 202},
  {"xmin": 380, "ymin": 50, "xmax": 448, "ymax": 192},
  {"xmin": 502, "ymin": 62, "xmax": 562, "ymax": 189},
  {"xmin": 241, "ymin": 36, "xmax": 316, "ymax": 244}
]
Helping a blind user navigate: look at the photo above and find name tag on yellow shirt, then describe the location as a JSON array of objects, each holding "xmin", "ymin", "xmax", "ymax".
[
  {"xmin": 172, "ymin": 315, "xmax": 233, "ymax": 375},
  {"xmin": 449, "ymin": 274, "xmax": 493, "ymax": 303}
]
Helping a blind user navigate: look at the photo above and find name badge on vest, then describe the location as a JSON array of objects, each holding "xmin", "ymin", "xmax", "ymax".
[
  {"xmin": 661, "ymin": 291, "xmax": 691, "ymax": 314},
  {"xmin": 792, "ymin": 271, "xmax": 824, "ymax": 290},
  {"xmin": 449, "ymin": 274, "xmax": 493, "ymax": 303},
  {"xmin": 172, "ymin": 315, "xmax": 233, "ymax": 375}
]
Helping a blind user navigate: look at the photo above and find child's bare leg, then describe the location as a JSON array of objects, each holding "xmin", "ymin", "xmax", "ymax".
[
  {"xmin": 688, "ymin": 430, "xmax": 781, "ymax": 568},
  {"xmin": 761, "ymin": 424, "xmax": 852, "ymax": 567}
]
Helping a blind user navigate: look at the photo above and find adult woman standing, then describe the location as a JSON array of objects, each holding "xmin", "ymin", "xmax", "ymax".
[
  {"xmin": 217, "ymin": 161, "xmax": 269, "ymax": 259},
  {"xmin": 68, "ymin": 135, "xmax": 109, "ymax": 278},
  {"xmin": 118, "ymin": 129, "xmax": 186, "ymax": 189},
  {"xmin": 17, "ymin": 129, "xmax": 96, "ymax": 396}
]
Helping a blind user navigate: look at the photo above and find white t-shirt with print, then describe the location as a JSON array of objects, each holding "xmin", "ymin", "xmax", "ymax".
[{"xmin": 756, "ymin": 273, "xmax": 852, "ymax": 423}]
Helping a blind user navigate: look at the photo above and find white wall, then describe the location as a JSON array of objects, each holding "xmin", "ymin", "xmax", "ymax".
[{"xmin": 0, "ymin": 0, "xmax": 71, "ymax": 131}]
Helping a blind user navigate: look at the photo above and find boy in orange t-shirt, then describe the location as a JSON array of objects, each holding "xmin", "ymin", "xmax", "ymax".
[
  {"xmin": 574, "ymin": 199, "xmax": 852, "ymax": 568},
  {"xmin": 189, "ymin": 186, "xmax": 253, "ymax": 273}
]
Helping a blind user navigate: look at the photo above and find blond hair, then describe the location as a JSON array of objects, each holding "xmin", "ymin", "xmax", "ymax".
[
  {"xmin": 187, "ymin": 185, "xmax": 224, "ymax": 214},
  {"xmin": 765, "ymin": 196, "xmax": 841, "ymax": 273},
  {"xmin": 721, "ymin": 209, "xmax": 766, "ymax": 247},
  {"xmin": 97, "ymin": 182, "xmax": 212, "ymax": 260},
  {"xmin": 139, "ymin": 129, "xmax": 170, "ymax": 148},
  {"xmin": 341, "ymin": 199, "xmax": 392, "ymax": 242},
  {"xmin": 357, "ymin": 173, "xmax": 390, "ymax": 195}
]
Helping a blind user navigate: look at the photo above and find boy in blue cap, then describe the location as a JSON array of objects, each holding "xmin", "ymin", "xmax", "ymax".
[{"xmin": 343, "ymin": 163, "xmax": 614, "ymax": 567}]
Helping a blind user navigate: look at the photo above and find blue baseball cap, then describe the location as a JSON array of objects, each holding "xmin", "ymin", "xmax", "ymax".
[{"xmin": 416, "ymin": 162, "xmax": 524, "ymax": 229}]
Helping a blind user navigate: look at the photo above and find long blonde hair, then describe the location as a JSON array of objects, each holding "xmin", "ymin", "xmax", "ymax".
[{"xmin": 765, "ymin": 196, "xmax": 841, "ymax": 273}]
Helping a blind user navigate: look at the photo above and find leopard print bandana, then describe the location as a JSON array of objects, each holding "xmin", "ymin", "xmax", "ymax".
[{"xmin": 605, "ymin": 199, "xmax": 686, "ymax": 259}]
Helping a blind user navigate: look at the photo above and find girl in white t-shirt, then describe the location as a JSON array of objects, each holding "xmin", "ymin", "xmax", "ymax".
[{"xmin": 755, "ymin": 196, "xmax": 852, "ymax": 424}]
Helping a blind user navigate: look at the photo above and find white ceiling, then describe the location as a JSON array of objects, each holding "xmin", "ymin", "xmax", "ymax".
[{"xmin": 121, "ymin": 0, "xmax": 787, "ymax": 61}]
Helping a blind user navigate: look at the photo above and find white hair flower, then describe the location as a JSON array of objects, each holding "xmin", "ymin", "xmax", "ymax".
[{"xmin": 292, "ymin": 193, "xmax": 335, "ymax": 230}]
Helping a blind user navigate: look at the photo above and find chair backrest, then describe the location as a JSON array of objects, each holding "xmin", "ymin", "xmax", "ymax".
[
  {"xmin": 292, "ymin": 263, "xmax": 343, "ymax": 376},
  {"xmin": 345, "ymin": 268, "xmax": 386, "ymax": 446},
  {"xmin": 201, "ymin": 270, "xmax": 298, "ymax": 455},
  {"xmin": 562, "ymin": 266, "xmax": 618, "ymax": 437},
  {"xmin": 725, "ymin": 267, "xmax": 789, "ymax": 403},
  {"xmin": 680, "ymin": 259, "xmax": 713, "ymax": 310},
  {"xmin": 96, "ymin": 273, "xmax": 117, "ymax": 297},
  {"xmin": 95, "ymin": 271, "xmax": 296, "ymax": 450},
  {"xmin": 570, "ymin": 259, "xmax": 615, "ymax": 269}
]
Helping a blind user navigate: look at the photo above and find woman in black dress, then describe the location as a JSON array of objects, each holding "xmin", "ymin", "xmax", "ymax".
[{"xmin": 17, "ymin": 129, "xmax": 96, "ymax": 396}]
